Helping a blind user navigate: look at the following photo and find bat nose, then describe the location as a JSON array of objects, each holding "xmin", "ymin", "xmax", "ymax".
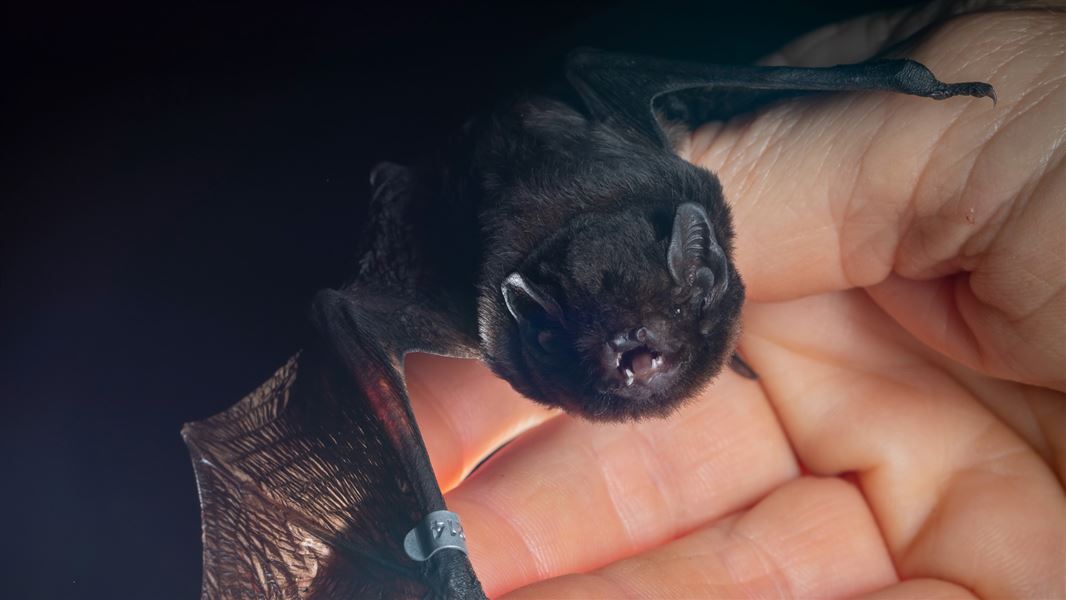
[{"xmin": 607, "ymin": 327, "xmax": 650, "ymax": 352}]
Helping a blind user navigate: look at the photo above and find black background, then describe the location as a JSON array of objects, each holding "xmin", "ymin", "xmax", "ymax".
[{"xmin": 3, "ymin": 1, "xmax": 905, "ymax": 597}]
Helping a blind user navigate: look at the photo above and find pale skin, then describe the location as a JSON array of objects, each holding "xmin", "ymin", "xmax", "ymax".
[{"xmin": 405, "ymin": 7, "xmax": 1066, "ymax": 598}]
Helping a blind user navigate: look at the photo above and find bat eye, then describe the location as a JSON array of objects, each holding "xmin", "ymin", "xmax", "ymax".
[
  {"xmin": 673, "ymin": 307, "xmax": 683, "ymax": 317},
  {"xmin": 649, "ymin": 208, "xmax": 674, "ymax": 241},
  {"xmin": 536, "ymin": 329, "xmax": 565, "ymax": 354}
]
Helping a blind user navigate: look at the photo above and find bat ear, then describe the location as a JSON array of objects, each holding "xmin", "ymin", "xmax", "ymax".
[
  {"xmin": 668, "ymin": 202, "xmax": 729, "ymax": 307},
  {"xmin": 501, "ymin": 272, "xmax": 564, "ymax": 328}
]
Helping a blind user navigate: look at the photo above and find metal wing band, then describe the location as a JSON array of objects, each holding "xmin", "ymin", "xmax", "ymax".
[{"xmin": 404, "ymin": 510, "xmax": 469, "ymax": 562}]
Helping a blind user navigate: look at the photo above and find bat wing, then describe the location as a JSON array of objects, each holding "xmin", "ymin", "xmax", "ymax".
[
  {"xmin": 566, "ymin": 49, "xmax": 995, "ymax": 149},
  {"xmin": 182, "ymin": 165, "xmax": 486, "ymax": 599}
]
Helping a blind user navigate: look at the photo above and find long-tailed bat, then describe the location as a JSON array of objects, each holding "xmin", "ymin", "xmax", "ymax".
[{"xmin": 181, "ymin": 50, "xmax": 993, "ymax": 599}]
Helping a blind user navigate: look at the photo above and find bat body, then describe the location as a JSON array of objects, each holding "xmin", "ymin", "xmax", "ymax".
[{"xmin": 182, "ymin": 51, "xmax": 993, "ymax": 599}]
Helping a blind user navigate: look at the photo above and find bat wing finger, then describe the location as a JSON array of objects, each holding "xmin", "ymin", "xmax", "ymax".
[{"xmin": 183, "ymin": 288, "xmax": 486, "ymax": 599}]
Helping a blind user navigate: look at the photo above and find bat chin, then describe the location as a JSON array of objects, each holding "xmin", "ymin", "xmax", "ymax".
[
  {"xmin": 574, "ymin": 387, "xmax": 689, "ymax": 422},
  {"xmin": 512, "ymin": 343, "xmax": 708, "ymax": 421},
  {"xmin": 563, "ymin": 371, "xmax": 692, "ymax": 422}
]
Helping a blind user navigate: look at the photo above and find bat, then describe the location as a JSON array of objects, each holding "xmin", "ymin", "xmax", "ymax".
[{"xmin": 181, "ymin": 50, "xmax": 993, "ymax": 599}]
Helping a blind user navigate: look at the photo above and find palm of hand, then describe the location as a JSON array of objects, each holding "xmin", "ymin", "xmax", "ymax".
[{"xmin": 407, "ymin": 10, "xmax": 1065, "ymax": 598}]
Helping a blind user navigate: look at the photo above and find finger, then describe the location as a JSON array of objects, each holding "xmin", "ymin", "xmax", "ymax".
[
  {"xmin": 757, "ymin": 0, "xmax": 1033, "ymax": 68},
  {"xmin": 689, "ymin": 12, "xmax": 1058, "ymax": 303},
  {"xmin": 501, "ymin": 478, "xmax": 896, "ymax": 599},
  {"xmin": 759, "ymin": 4, "xmax": 929, "ymax": 67},
  {"xmin": 859, "ymin": 579, "xmax": 978, "ymax": 600},
  {"xmin": 744, "ymin": 291, "xmax": 1066, "ymax": 598},
  {"xmin": 405, "ymin": 353, "xmax": 558, "ymax": 491},
  {"xmin": 868, "ymin": 272, "xmax": 1066, "ymax": 391},
  {"xmin": 445, "ymin": 371, "xmax": 797, "ymax": 597},
  {"xmin": 758, "ymin": 1, "xmax": 1046, "ymax": 69}
]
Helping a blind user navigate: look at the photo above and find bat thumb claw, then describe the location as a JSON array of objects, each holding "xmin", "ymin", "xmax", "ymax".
[
  {"xmin": 985, "ymin": 85, "xmax": 998, "ymax": 106},
  {"xmin": 958, "ymin": 81, "xmax": 997, "ymax": 105}
]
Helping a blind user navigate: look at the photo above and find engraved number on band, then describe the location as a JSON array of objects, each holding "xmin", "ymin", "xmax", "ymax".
[{"xmin": 404, "ymin": 510, "xmax": 468, "ymax": 561}]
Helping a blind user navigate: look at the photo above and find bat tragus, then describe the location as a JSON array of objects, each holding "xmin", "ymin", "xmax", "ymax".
[{"xmin": 182, "ymin": 50, "xmax": 993, "ymax": 599}]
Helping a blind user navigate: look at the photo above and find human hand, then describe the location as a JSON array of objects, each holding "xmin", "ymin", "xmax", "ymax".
[{"xmin": 406, "ymin": 7, "xmax": 1065, "ymax": 598}]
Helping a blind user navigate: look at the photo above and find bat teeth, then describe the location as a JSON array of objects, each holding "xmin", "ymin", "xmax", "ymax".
[
  {"xmin": 615, "ymin": 353, "xmax": 622, "ymax": 367},
  {"xmin": 651, "ymin": 355, "xmax": 662, "ymax": 370},
  {"xmin": 624, "ymin": 368, "xmax": 635, "ymax": 386}
]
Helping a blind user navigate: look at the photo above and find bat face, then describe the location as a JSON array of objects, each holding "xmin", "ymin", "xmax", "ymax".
[{"xmin": 497, "ymin": 190, "xmax": 744, "ymax": 421}]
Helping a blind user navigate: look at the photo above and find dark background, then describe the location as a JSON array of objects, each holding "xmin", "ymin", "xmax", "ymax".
[{"xmin": 2, "ymin": 1, "xmax": 906, "ymax": 597}]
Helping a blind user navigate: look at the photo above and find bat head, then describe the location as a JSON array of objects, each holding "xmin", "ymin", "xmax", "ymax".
[{"xmin": 495, "ymin": 197, "xmax": 744, "ymax": 421}]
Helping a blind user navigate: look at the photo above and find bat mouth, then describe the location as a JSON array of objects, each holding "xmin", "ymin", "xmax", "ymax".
[{"xmin": 616, "ymin": 346, "xmax": 666, "ymax": 386}]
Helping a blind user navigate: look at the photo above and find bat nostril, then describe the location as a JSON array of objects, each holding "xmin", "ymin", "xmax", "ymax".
[{"xmin": 607, "ymin": 326, "xmax": 652, "ymax": 352}]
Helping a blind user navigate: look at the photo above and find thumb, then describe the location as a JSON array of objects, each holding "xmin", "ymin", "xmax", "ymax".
[
  {"xmin": 758, "ymin": 0, "xmax": 1058, "ymax": 68},
  {"xmin": 688, "ymin": 10, "xmax": 1066, "ymax": 388},
  {"xmin": 689, "ymin": 10, "xmax": 1000, "ymax": 301}
]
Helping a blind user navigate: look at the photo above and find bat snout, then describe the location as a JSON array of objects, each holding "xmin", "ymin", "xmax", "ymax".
[{"xmin": 600, "ymin": 326, "xmax": 674, "ymax": 389}]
